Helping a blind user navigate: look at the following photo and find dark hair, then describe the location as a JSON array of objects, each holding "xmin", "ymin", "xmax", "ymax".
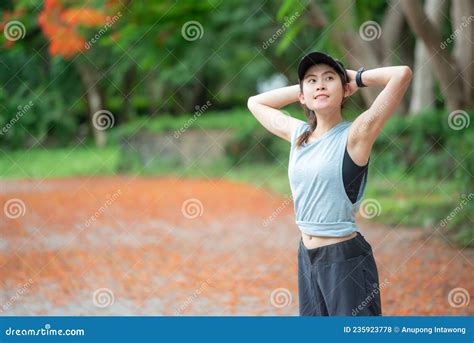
[{"xmin": 295, "ymin": 64, "xmax": 349, "ymax": 148}]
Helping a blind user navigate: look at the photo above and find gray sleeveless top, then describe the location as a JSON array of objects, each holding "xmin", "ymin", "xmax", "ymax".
[{"xmin": 288, "ymin": 120, "xmax": 368, "ymax": 237}]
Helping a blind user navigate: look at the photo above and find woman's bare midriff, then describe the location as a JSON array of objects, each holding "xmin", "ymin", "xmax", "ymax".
[{"xmin": 301, "ymin": 231, "xmax": 357, "ymax": 249}]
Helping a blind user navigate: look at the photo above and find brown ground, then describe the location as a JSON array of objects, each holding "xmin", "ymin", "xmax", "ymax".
[{"xmin": 0, "ymin": 176, "xmax": 472, "ymax": 316}]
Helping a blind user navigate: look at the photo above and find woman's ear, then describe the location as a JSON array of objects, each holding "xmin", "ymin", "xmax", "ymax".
[
  {"xmin": 344, "ymin": 83, "xmax": 356, "ymax": 98},
  {"xmin": 298, "ymin": 91, "xmax": 305, "ymax": 105},
  {"xmin": 343, "ymin": 83, "xmax": 351, "ymax": 98}
]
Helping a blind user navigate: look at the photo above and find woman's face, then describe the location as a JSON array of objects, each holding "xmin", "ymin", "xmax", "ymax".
[{"xmin": 299, "ymin": 64, "xmax": 348, "ymax": 112}]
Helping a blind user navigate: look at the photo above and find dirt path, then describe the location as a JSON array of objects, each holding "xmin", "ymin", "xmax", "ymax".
[{"xmin": 0, "ymin": 176, "xmax": 472, "ymax": 315}]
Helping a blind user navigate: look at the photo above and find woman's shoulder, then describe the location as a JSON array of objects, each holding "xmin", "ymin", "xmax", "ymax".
[{"xmin": 290, "ymin": 120, "xmax": 309, "ymax": 143}]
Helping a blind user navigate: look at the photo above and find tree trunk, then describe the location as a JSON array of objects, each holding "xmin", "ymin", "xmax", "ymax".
[
  {"xmin": 76, "ymin": 59, "xmax": 107, "ymax": 148},
  {"xmin": 381, "ymin": 0, "xmax": 405, "ymax": 64},
  {"xmin": 409, "ymin": 0, "xmax": 447, "ymax": 115},
  {"xmin": 122, "ymin": 65, "xmax": 137, "ymax": 121},
  {"xmin": 144, "ymin": 67, "xmax": 162, "ymax": 116},
  {"xmin": 192, "ymin": 72, "xmax": 209, "ymax": 109},
  {"xmin": 400, "ymin": 0, "xmax": 465, "ymax": 111},
  {"xmin": 332, "ymin": 0, "xmax": 381, "ymax": 107},
  {"xmin": 451, "ymin": 0, "xmax": 474, "ymax": 108}
]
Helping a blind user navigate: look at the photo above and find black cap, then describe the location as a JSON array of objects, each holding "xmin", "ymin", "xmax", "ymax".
[{"xmin": 297, "ymin": 51, "xmax": 348, "ymax": 83}]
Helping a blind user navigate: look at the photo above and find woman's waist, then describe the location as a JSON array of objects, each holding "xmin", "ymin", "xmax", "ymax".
[
  {"xmin": 297, "ymin": 220, "xmax": 358, "ymax": 249},
  {"xmin": 301, "ymin": 231, "xmax": 357, "ymax": 249}
]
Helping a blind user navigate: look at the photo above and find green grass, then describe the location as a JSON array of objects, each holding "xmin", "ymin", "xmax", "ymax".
[{"xmin": 0, "ymin": 145, "xmax": 120, "ymax": 179}]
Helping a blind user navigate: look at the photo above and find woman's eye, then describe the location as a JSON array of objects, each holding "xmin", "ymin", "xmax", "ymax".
[
  {"xmin": 309, "ymin": 79, "xmax": 316, "ymax": 83},
  {"xmin": 326, "ymin": 76, "xmax": 333, "ymax": 81}
]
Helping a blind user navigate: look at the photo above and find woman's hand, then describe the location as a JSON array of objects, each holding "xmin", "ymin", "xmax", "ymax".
[{"xmin": 344, "ymin": 69, "xmax": 359, "ymax": 97}]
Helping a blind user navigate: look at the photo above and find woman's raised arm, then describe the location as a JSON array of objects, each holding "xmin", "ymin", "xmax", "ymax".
[
  {"xmin": 247, "ymin": 85, "xmax": 305, "ymax": 143},
  {"xmin": 347, "ymin": 66, "xmax": 413, "ymax": 164}
]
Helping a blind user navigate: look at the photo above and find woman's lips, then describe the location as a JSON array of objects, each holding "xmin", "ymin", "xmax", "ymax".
[{"xmin": 314, "ymin": 94, "xmax": 329, "ymax": 100}]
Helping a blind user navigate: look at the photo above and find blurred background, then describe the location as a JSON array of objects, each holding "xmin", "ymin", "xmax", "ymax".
[{"xmin": 0, "ymin": 0, "xmax": 472, "ymax": 316}]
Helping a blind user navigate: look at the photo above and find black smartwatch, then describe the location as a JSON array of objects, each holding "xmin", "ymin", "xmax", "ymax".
[{"xmin": 356, "ymin": 67, "xmax": 367, "ymax": 88}]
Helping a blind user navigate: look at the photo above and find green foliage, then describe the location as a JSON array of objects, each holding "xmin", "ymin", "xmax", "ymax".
[
  {"xmin": 354, "ymin": 0, "xmax": 387, "ymax": 25},
  {"xmin": 372, "ymin": 109, "xmax": 473, "ymax": 186},
  {"xmin": 225, "ymin": 124, "xmax": 289, "ymax": 166}
]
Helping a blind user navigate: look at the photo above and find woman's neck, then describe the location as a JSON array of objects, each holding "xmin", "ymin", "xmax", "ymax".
[{"xmin": 313, "ymin": 113, "xmax": 344, "ymax": 136}]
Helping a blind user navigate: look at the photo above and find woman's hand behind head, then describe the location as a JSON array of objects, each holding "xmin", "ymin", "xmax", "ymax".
[{"xmin": 344, "ymin": 69, "xmax": 359, "ymax": 98}]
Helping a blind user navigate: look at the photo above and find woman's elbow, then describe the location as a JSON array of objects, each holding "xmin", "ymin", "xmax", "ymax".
[
  {"xmin": 399, "ymin": 66, "xmax": 413, "ymax": 81},
  {"xmin": 247, "ymin": 96, "xmax": 257, "ymax": 110}
]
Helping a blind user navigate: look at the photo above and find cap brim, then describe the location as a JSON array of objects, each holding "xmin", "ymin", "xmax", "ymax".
[{"xmin": 297, "ymin": 52, "xmax": 347, "ymax": 82}]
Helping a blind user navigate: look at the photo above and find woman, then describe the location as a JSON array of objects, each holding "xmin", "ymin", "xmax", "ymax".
[{"xmin": 247, "ymin": 51, "xmax": 412, "ymax": 316}]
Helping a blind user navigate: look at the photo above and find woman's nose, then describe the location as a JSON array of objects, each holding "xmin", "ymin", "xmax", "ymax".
[{"xmin": 316, "ymin": 84, "xmax": 326, "ymax": 90}]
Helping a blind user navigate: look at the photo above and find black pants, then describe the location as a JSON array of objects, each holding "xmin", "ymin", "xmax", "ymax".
[{"xmin": 298, "ymin": 231, "xmax": 382, "ymax": 316}]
